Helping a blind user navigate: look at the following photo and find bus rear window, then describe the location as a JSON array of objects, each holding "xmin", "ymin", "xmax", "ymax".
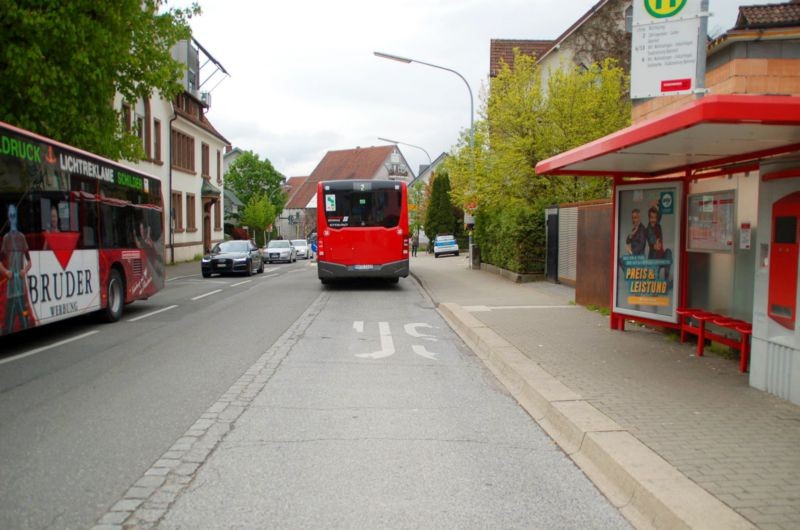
[{"xmin": 324, "ymin": 188, "xmax": 401, "ymax": 228}]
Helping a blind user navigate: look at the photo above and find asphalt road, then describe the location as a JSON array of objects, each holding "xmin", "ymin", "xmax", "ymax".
[
  {"xmin": 155, "ymin": 271, "xmax": 629, "ymax": 528},
  {"xmin": 0, "ymin": 259, "xmax": 320, "ymax": 530}
]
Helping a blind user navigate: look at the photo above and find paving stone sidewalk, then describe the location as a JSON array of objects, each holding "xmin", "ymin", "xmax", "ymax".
[{"xmin": 411, "ymin": 254, "xmax": 800, "ymax": 530}]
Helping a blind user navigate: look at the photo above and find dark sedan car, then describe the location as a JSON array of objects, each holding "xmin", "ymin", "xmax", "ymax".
[{"xmin": 201, "ymin": 239, "xmax": 264, "ymax": 278}]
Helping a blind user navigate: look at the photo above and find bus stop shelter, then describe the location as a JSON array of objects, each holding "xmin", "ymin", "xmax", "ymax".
[{"xmin": 535, "ymin": 94, "xmax": 800, "ymax": 405}]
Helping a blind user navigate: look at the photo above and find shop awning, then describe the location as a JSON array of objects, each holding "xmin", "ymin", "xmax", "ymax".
[{"xmin": 535, "ymin": 95, "xmax": 800, "ymax": 178}]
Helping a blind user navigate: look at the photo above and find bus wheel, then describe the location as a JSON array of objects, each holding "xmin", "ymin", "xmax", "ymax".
[
  {"xmin": 102, "ymin": 269, "xmax": 124, "ymax": 322},
  {"xmin": 320, "ymin": 278, "xmax": 329, "ymax": 285}
]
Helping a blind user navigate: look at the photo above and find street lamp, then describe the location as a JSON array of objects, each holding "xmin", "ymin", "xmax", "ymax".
[
  {"xmin": 373, "ymin": 51, "xmax": 474, "ymax": 150},
  {"xmin": 377, "ymin": 137, "xmax": 432, "ymax": 168}
]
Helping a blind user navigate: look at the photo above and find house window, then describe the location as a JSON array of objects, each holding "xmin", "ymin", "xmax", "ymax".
[
  {"xmin": 216, "ymin": 150, "xmax": 222, "ymax": 184},
  {"xmin": 122, "ymin": 104, "xmax": 131, "ymax": 132},
  {"xmin": 186, "ymin": 193, "xmax": 196, "ymax": 231},
  {"xmin": 136, "ymin": 116, "xmax": 144, "ymax": 145},
  {"xmin": 153, "ymin": 119, "xmax": 162, "ymax": 163},
  {"xmin": 171, "ymin": 129, "xmax": 195, "ymax": 172},
  {"xmin": 171, "ymin": 191, "xmax": 183, "ymax": 232},
  {"xmin": 201, "ymin": 142, "xmax": 210, "ymax": 178},
  {"xmin": 214, "ymin": 201, "xmax": 222, "ymax": 230}
]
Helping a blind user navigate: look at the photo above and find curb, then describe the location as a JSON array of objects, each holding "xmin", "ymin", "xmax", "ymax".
[{"xmin": 436, "ymin": 301, "xmax": 755, "ymax": 530}]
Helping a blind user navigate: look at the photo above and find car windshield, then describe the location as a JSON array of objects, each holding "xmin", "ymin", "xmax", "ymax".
[
  {"xmin": 436, "ymin": 235, "xmax": 455, "ymax": 242},
  {"xmin": 214, "ymin": 240, "xmax": 249, "ymax": 253},
  {"xmin": 268, "ymin": 240, "xmax": 291, "ymax": 248},
  {"xmin": 291, "ymin": 240, "xmax": 307, "ymax": 246}
]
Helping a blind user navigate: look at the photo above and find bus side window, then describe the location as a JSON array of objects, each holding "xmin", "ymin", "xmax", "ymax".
[{"xmin": 79, "ymin": 198, "xmax": 98, "ymax": 249}]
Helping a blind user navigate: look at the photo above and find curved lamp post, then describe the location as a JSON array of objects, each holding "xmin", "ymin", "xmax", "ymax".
[
  {"xmin": 377, "ymin": 137, "xmax": 432, "ymax": 168},
  {"xmin": 374, "ymin": 51, "xmax": 474, "ymax": 150}
]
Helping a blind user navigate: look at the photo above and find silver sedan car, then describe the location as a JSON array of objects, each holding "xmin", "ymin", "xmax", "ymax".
[
  {"xmin": 291, "ymin": 239, "xmax": 310, "ymax": 259},
  {"xmin": 263, "ymin": 239, "xmax": 296, "ymax": 263}
]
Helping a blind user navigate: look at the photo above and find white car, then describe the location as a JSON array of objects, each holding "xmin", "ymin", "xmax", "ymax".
[
  {"xmin": 291, "ymin": 239, "xmax": 310, "ymax": 259},
  {"xmin": 434, "ymin": 235, "xmax": 459, "ymax": 258},
  {"xmin": 263, "ymin": 239, "xmax": 296, "ymax": 263}
]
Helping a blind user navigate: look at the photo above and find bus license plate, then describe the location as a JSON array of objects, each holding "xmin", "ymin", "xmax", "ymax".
[{"xmin": 353, "ymin": 265, "xmax": 374, "ymax": 270}]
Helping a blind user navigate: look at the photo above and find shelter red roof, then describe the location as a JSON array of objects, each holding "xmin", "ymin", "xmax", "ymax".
[{"xmin": 535, "ymin": 95, "xmax": 800, "ymax": 178}]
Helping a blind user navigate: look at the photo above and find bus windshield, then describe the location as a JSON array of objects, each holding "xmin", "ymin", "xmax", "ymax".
[{"xmin": 323, "ymin": 182, "xmax": 402, "ymax": 228}]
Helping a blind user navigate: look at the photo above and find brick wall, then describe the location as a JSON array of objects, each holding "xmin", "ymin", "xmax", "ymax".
[{"xmin": 633, "ymin": 40, "xmax": 800, "ymax": 123}]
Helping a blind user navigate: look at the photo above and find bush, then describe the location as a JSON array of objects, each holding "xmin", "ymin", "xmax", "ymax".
[{"xmin": 475, "ymin": 201, "xmax": 545, "ymax": 274}]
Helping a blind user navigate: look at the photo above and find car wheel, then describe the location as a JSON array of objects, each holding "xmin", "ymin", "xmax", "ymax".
[
  {"xmin": 202, "ymin": 270, "xmax": 210, "ymax": 278},
  {"xmin": 435, "ymin": 254, "xmax": 439, "ymax": 259},
  {"xmin": 267, "ymin": 260, "xmax": 272, "ymax": 264},
  {"xmin": 101, "ymin": 269, "xmax": 124, "ymax": 322},
  {"xmin": 455, "ymin": 252, "xmax": 460, "ymax": 256},
  {"xmin": 257, "ymin": 261, "xmax": 264, "ymax": 274},
  {"xmin": 246, "ymin": 259, "xmax": 253, "ymax": 276}
]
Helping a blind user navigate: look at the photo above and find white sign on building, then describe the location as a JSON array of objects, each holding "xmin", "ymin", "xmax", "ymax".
[{"xmin": 630, "ymin": 0, "xmax": 706, "ymax": 99}]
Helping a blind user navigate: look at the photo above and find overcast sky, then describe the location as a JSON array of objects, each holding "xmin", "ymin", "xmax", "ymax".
[{"xmin": 182, "ymin": 0, "xmax": 779, "ymax": 179}]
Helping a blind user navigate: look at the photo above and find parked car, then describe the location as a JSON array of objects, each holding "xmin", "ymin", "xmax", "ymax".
[
  {"xmin": 201, "ymin": 239, "xmax": 264, "ymax": 277},
  {"xmin": 434, "ymin": 234, "xmax": 460, "ymax": 258},
  {"xmin": 291, "ymin": 239, "xmax": 310, "ymax": 259},
  {"xmin": 263, "ymin": 239, "xmax": 297, "ymax": 263}
]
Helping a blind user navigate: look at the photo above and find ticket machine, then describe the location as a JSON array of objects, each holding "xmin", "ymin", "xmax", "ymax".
[{"xmin": 768, "ymin": 191, "xmax": 800, "ymax": 329}]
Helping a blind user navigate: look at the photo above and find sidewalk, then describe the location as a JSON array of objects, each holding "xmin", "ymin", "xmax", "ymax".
[{"xmin": 411, "ymin": 254, "xmax": 800, "ymax": 530}]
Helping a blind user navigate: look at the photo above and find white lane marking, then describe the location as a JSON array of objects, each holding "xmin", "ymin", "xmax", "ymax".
[
  {"xmin": 463, "ymin": 304, "xmax": 576, "ymax": 312},
  {"xmin": 260, "ymin": 273, "xmax": 279, "ymax": 280},
  {"xmin": 167, "ymin": 273, "xmax": 201, "ymax": 282},
  {"xmin": 231, "ymin": 280, "xmax": 252, "ymax": 287},
  {"xmin": 262, "ymin": 268, "xmax": 278, "ymax": 273},
  {"xmin": 0, "ymin": 330, "xmax": 100, "ymax": 366},
  {"xmin": 353, "ymin": 321, "xmax": 364, "ymax": 333},
  {"xmin": 404, "ymin": 323, "xmax": 437, "ymax": 341},
  {"xmin": 127, "ymin": 305, "xmax": 178, "ymax": 322},
  {"xmin": 288, "ymin": 268, "xmax": 306, "ymax": 274},
  {"xmin": 412, "ymin": 344, "xmax": 438, "ymax": 360},
  {"xmin": 355, "ymin": 322, "xmax": 395, "ymax": 359},
  {"xmin": 191, "ymin": 289, "xmax": 222, "ymax": 301}
]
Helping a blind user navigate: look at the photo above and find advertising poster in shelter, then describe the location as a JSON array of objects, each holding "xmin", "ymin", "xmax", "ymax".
[{"xmin": 614, "ymin": 181, "xmax": 682, "ymax": 323}]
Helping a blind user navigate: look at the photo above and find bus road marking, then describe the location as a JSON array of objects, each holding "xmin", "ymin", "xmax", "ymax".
[
  {"xmin": 191, "ymin": 289, "xmax": 222, "ymax": 301},
  {"xmin": 0, "ymin": 330, "xmax": 100, "ymax": 366},
  {"xmin": 231, "ymin": 280, "xmax": 252, "ymax": 287},
  {"xmin": 404, "ymin": 323, "xmax": 437, "ymax": 341},
  {"xmin": 355, "ymin": 322, "xmax": 395, "ymax": 359},
  {"xmin": 127, "ymin": 305, "xmax": 179, "ymax": 322},
  {"xmin": 412, "ymin": 345, "xmax": 438, "ymax": 360}
]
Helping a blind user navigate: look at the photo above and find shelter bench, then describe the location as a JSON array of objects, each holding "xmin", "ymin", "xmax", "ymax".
[{"xmin": 675, "ymin": 308, "xmax": 752, "ymax": 373}]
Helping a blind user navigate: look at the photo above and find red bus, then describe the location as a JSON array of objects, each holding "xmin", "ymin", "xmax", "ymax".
[
  {"xmin": 0, "ymin": 121, "xmax": 165, "ymax": 336},
  {"xmin": 316, "ymin": 179, "xmax": 409, "ymax": 284}
]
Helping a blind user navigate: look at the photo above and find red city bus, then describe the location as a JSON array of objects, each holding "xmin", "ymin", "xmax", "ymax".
[
  {"xmin": 0, "ymin": 120, "xmax": 165, "ymax": 336},
  {"xmin": 316, "ymin": 180, "xmax": 409, "ymax": 284}
]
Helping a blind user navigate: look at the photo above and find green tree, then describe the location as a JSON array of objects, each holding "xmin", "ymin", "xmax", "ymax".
[
  {"xmin": 0, "ymin": 0, "xmax": 199, "ymax": 160},
  {"xmin": 239, "ymin": 193, "xmax": 276, "ymax": 247},
  {"xmin": 424, "ymin": 171, "xmax": 461, "ymax": 242},
  {"xmin": 445, "ymin": 50, "xmax": 630, "ymax": 272},
  {"xmin": 224, "ymin": 150, "xmax": 286, "ymax": 216},
  {"xmin": 408, "ymin": 178, "xmax": 425, "ymax": 238}
]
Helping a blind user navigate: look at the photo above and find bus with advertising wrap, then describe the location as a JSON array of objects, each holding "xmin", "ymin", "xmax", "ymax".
[
  {"xmin": 316, "ymin": 179, "xmax": 409, "ymax": 284},
  {"xmin": 0, "ymin": 121, "xmax": 165, "ymax": 336}
]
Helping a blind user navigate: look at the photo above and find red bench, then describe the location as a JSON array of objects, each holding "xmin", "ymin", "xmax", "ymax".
[{"xmin": 675, "ymin": 308, "xmax": 752, "ymax": 373}]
